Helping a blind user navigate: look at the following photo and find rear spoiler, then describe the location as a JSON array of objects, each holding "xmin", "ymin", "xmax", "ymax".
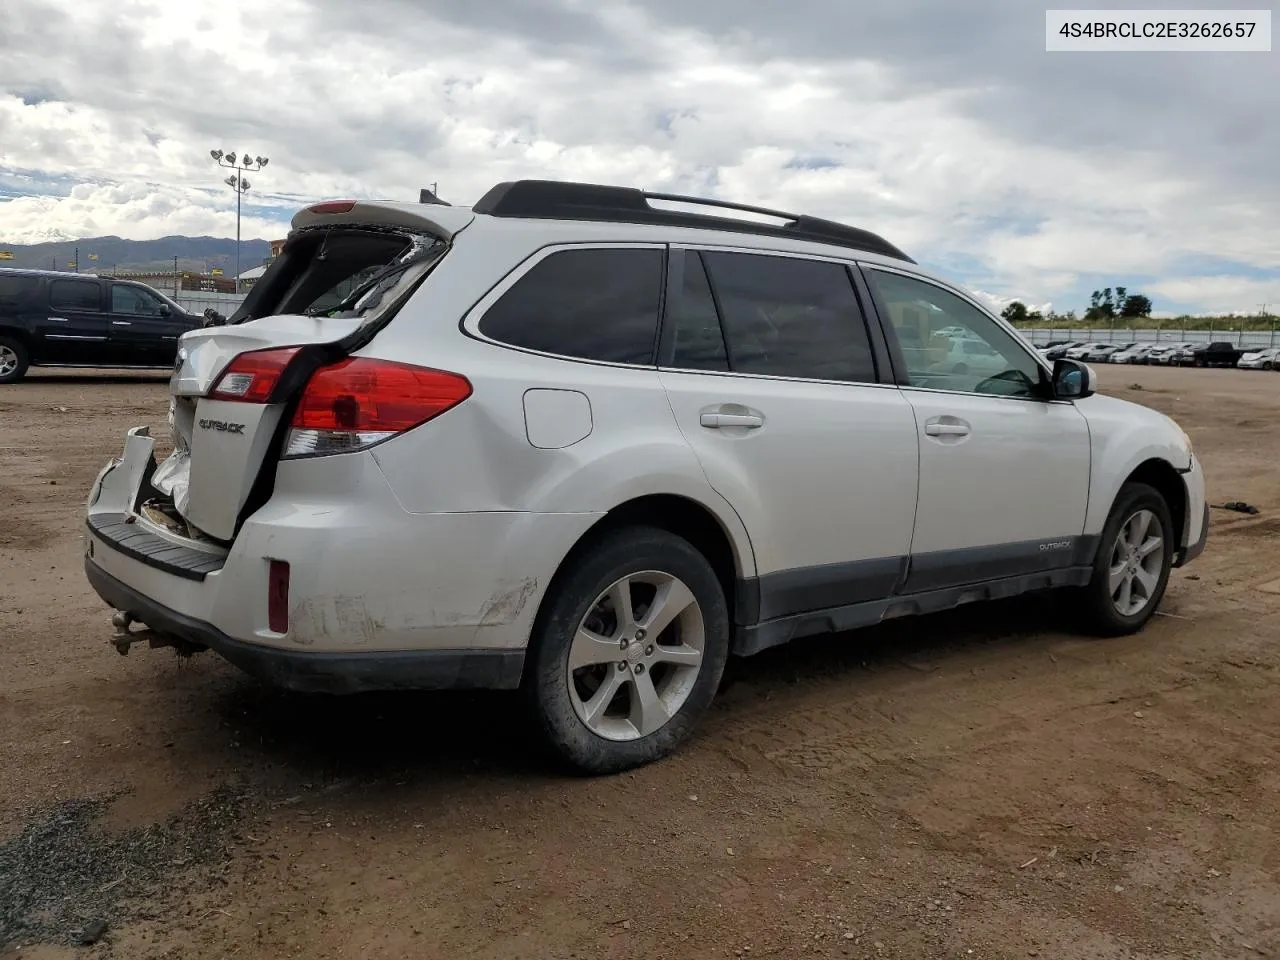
[{"xmin": 290, "ymin": 200, "xmax": 475, "ymax": 241}]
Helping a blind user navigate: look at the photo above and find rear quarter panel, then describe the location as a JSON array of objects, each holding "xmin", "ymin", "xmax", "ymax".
[{"xmin": 352, "ymin": 224, "xmax": 759, "ymax": 578}]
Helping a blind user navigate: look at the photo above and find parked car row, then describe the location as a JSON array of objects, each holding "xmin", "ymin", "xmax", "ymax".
[{"xmin": 1035, "ymin": 339, "xmax": 1276, "ymax": 370}]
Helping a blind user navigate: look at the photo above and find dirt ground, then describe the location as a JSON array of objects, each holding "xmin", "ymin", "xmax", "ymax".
[{"xmin": 1, "ymin": 365, "xmax": 1278, "ymax": 960}]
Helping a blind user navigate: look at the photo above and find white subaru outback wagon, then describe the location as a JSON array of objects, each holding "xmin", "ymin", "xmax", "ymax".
[{"xmin": 85, "ymin": 180, "xmax": 1208, "ymax": 773}]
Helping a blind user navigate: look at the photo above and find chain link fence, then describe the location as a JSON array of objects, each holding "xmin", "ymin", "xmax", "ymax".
[
  {"xmin": 1017, "ymin": 324, "xmax": 1279, "ymax": 350},
  {"xmin": 173, "ymin": 292, "xmax": 246, "ymax": 317}
]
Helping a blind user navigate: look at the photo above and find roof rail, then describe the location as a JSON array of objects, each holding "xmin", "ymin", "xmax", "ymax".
[{"xmin": 471, "ymin": 179, "xmax": 914, "ymax": 263}]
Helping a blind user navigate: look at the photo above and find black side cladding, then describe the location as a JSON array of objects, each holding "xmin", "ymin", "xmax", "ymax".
[{"xmin": 472, "ymin": 179, "xmax": 915, "ymax": 263}]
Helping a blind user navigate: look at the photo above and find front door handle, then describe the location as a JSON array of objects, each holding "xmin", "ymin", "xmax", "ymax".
[
  {"xmin": 700, "ymin": 412, "xmax": 764, "ymax": 429},
  {"xmin": 111, "ymin": 320, "xmax": 132, "ymax": 326},
  {"xmin": 48, "ymin": 316, "xmax": 70, "ymax": 323}
]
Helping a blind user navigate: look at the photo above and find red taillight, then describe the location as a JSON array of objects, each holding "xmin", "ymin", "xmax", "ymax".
[
  {"xmin": 209, "ymin": 347, "xmax": 302, "ymax": 403},
  {"xmin": 268, "ymin": 560, "xmax": 290, "ymax": 633},
  {"xmin": 284, "ymin": 358, "xmax": 472, "ymax": 458},
  {"xmin": 308, "ymin": 200, "xmax": 357, "ymax": 215}
]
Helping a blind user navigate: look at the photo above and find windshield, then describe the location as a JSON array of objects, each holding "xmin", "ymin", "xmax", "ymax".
[{"xmin": 231, "ymin": 226, "xmax": 445, "ymax": 326}]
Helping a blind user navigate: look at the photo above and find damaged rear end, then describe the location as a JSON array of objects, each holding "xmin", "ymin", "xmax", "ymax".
[{"xmin": 82, "ymin": 199, "xmax": 510, "ymax": 688}]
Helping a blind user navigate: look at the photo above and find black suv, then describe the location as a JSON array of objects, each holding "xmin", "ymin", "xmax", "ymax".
[
  {"xmin": 0, "ymin": 268, "xmax": 203, "ymax": 383},
  {"xmin": 1174, "ymin": 341, "xmax": 1243, "ymax": 368}
]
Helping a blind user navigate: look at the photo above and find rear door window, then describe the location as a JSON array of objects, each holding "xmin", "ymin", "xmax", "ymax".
[
  {"xmin": 49, "ymin": 279, "xmax": 101, "ymax": 311},
  {"xmin": 699, "ymin": 251, "xmax": 877, "ymax": 383},
  {"xmin": 479, "ymin": 247, "xmax": 664, "ymax": 365},
  {"xmin": 662, "ymin": 251, "xmax": 729, "ymax": 371}
]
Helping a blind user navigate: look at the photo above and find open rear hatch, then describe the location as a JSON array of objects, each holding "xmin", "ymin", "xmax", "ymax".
[{"xmin": 151, "ymin": 201, "xmax": 472, "ymax": 542}]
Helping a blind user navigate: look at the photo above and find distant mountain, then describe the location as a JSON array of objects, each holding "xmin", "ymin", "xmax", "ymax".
[{"xmin": 0, "ymin": 236, "xmax": 273, "ymax": 275}]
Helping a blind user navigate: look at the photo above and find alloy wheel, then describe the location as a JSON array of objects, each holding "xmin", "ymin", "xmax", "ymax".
[
  {"xmin": 566, "ymin": 571, "xmax": 705, "ymax": 742},
  {"xmin": 1108, "ymin": 509, "xmax": 1166, "ymax": 617},
  {"xmin": 0, "ymin": 345, "xmax": 18, "ymax": 378}
]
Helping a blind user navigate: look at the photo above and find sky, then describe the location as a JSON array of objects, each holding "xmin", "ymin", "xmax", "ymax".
[{"xmin": 0, "ymin": 0, "xmax": 1277, "ymax": 315}]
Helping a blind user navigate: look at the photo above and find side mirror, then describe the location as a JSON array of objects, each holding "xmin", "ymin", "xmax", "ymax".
[
  {"xmin": 1052, "ymin": 358, "xmax": 1096, "ymax": 400},
  {"xmin": 158, "ymin": 304, "xmax": 171, "ymax": 317}
]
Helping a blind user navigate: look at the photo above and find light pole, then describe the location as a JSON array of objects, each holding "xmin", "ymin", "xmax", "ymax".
[{"xmin": 210, "ymin": 149, "xmax": 269, "ymax": 292}]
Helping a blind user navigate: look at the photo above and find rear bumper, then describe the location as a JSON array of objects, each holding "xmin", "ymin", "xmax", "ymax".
[
  {"xmin": 84, "ymin": 426, "xmax": 602, "ymax": 683},
  {"xmin": 85, "ymin": 558, "xmax": 524, "ymax": 693}
]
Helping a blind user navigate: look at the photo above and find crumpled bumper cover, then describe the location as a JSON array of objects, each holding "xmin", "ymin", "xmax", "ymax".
[{"xmin": 85, "ymin": 558, "xmax": 525, "ymax": 694}]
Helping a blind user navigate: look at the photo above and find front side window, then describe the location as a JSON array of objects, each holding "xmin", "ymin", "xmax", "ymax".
[
  {"xmin": 867, "ymin": 269, "xmax": 1043, "ymax": 397},
  {"xmin": 49, "ymin": 279, "xmax": 101, "ymax": 311},
  {"xmin": 699, "ymin": 251, "xmax": 877, "ymax": 383},
  {"xmin": 111, "ymin": 285, "xmax": 164, "ymax": 315},
  {"xmin": 479, "ymin": 248, "xmax": 664, "ymax": 365}
]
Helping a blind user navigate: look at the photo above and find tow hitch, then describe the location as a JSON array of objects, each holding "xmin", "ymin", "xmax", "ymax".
[{"xmin": 110, "ymin": 611, "xmax": 206, "ymax": 657}]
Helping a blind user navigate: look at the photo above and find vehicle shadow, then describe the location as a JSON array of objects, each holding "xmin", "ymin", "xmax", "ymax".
[{"xmin": 204, "ymin": 591, "xmax": 1078, "ymax": 787}]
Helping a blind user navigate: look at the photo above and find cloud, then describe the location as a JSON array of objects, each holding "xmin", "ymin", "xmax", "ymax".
[
  {"xmin": 0, "ymin": 0, "xmax": 1276, "ymax": 313},
  {"xmin": 970, "ymin": 290, "xmax": 1053, "ymax": 316},
  {"xmin": 1146, "ymin": 275, "xmax": 1280, "ymax": 316}
]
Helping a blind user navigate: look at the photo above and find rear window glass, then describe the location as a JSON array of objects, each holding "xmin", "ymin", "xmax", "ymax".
[
  {"xmin": 479, "ymin": 248, "xmax": 664, "ymax": 365},
  {"xmin": 50, "ymin": 279, "xmax": 101, "ymax": 311},
  {"xmin": 234, "ymin": 228, "xmax": 444, "ymax": 325}
]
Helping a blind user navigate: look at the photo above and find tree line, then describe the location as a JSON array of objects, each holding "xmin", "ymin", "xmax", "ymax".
[{"xmin": 1001, "ymin": 287, "xmax": 1154, "ymax": 325}]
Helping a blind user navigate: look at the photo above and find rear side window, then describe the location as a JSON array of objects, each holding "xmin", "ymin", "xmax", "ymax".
[
  {"xmin": 49, "ymin": 279, "xmax": 101, "ymax": 311},
  {"xmin": 700, "ymin": 252, "xmax": 877, "ymax": 383},
  {"xmin": 479, "ymin": 248, "xmax": 664, "ymax": 365},
  {"xmin": 0, "ymin": 275, "xmax": 40, "ymax": 308}
]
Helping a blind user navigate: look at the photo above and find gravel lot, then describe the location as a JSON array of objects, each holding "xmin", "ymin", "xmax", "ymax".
[{"xmin": 2, "ymin": 365, "xmax": 1278, "ymax": 960}]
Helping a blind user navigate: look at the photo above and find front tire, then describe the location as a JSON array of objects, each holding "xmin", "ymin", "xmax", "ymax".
[
  {"xmin": 1077, "ymin": 482, "xmax": 1174, "ymax": 637},
  {"xmin": 524, "ymin": 526, "xmax": 731, "ymax": 774},
  {"xmin": 0, "ymin": 336, "xmax": 29, "ymax": 384}
]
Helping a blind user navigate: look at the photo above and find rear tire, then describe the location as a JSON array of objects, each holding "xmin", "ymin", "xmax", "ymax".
[
  {"xmin": 0, "ymin": 336, "xmax": 29, "ymax": 384},
  {"xmin": 1076, "ymin": 482, "xmax": 1174, "ymax": 637},
  {"xmin": 524, "ymin": 526, "xmax": 731, "ymax": 774}
]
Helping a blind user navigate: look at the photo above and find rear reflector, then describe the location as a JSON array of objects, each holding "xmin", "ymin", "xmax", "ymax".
[
  {"xmin": 308, "ymin": 200, "xmax": 357, "ymax": 215},
  {"xmin": 268, "ymin": 560, "xmax": 290, "ymax": 633},
  {"xmin": 209, "ymin": 347, "xmax": 301, "ymax": 403},
  {"xmin": 284, "ymin": 358, "xmax": 472, "ymax": 458}
]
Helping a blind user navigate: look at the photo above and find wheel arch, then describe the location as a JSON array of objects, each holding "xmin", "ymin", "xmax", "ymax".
[
  {"xmin": 1121, "ymin": 458, "xmax": 1188, "ymax": 549},
  {"xmin": 521, "ymin": 492, "xmax": 753, "ymax": 682},
  {"xmin": 0, "ymin": 326, "xmax": 34, "ymax": 353}
]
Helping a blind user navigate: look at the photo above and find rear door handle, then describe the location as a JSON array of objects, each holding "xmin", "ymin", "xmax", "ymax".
[
  {"xmin": 700, "ymin": 412, "xmax": 764, "ymax": 429},
  {"xmin": 48, "ymin": 316, "xmax": 70, "ymax": 323},
  {"xmin": 111, "ymin": 321, "xmax": 132, "ymax": 326}
]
